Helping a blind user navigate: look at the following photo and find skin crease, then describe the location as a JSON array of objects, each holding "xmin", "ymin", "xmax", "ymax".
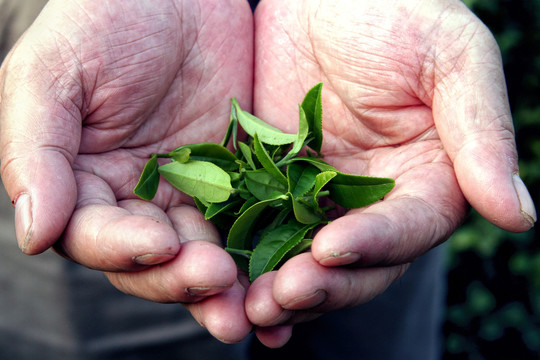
[{"xmin": 0, "ymin": 0, "xmax": 536, "ymax": 349}]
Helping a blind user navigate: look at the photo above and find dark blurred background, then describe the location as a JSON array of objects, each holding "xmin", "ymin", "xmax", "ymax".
[{"xmin": 443, "ymin": 0, "xmax": 540, "ymax": 359}]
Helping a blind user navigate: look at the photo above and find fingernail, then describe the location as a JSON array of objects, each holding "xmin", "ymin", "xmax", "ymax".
[
  {"xmin": 133, "ymin": 253, "xmax": 176, "ymax": 265},
  {"xmin": 185, "ymin": 285, "xmax": 230, "ymax": 297},
  {"xmin": 283, "ymin": 289, "xmax": 327, "ymax": 310},
  {"xmin": 513, "ymin": 173, "xmax": 537, "ymax": 226},
  {"xmin": 319, "ymin": 251, "xmax": 361, "ymax": 266},
  {"xmin": 14, "ymin": 193, "xmax": 33, "ymax": 252}
]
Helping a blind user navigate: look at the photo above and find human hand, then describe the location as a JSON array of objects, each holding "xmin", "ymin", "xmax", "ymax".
[
  {"xmin": 246, "ymin": 0, "xmax": 537, "ymax": 347},
  {"xmin": 0, "ymin": 0, "xmax": 254, "ymax": 343}
]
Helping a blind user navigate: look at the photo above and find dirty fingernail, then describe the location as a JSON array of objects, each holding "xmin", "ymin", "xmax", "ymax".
[
  {"xmin": 133, "ymin": 253, "xmax": 176, "ymax": 266},
  {"xmin": 185, "ymin": 285, "xmax": 230, "ymax": 297},
  {"xmin": 513, "ymin": 173, "xmax": 537, "ymax": 226},
  {"xmin": 319, "ymin": 251, "xmax": 361, "ymax": 266},
  {"xmin": 283, "ymin": 289, "xmax": 327, "ymax": 310},
  {"xmin": 14, "ymin": 193, "xmax": 33, "ymax": 253}
]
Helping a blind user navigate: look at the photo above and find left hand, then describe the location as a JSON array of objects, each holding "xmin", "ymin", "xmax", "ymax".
[{"xmin": 245, "ymin": 0, "xmax": 536, "ymax": 347}]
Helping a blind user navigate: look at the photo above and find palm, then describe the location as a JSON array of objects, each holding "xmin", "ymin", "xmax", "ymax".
[
  {"xmin": 252, "ymin": 0, "xmax": 495, "ymax": 261},
  {"xmin": 61, "ymin": 1, "xmax": 251, "ymax": 207}
]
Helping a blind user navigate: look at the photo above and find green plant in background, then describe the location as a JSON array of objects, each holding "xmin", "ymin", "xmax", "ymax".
[{"xmin": 445, "ymin": 1, "xmax": 540, "ymax": 359}]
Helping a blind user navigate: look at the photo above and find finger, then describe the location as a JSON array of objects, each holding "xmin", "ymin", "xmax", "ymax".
[
  {"xmin": 246, "ymin": 272, "xmax": 296, "ymax": 326},
  {"xmin": 105, "ymin": 240, "xmax": 237, "ymax": 303},
  {"xmin": 312, "ymin": 160, "xmax": 466, "ymax": 267},
  {"xmin": 274, "ymin": 254, "xmax": 408, "ymax": 312},
  {"xmin": 254, "ymin": 325, "xmax": 294, "ymax": 349},
  {"xmin": 185, "ymin": 280, "xmax": 252, "ymax": 344},
  {"xmin": 57, "ymin": 171, "xmax": 180, "ymax": 271},
  {"xmin": 246, "ymin": 254, "xmax": 407, "ymax": 327},
  {"xmin": 167, "ymin": 205, "xmax": 222, "ymax": 246},
  {"xmin": 426, "ymin": 7, "xmax": 536, "ymax": 231},
  {"xmin": 0, "ymin": 48, "xmax": 80, "ymax": 254}
]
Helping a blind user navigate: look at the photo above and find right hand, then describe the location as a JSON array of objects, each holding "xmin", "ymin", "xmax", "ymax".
[{"xmin": 0, "ymin": 0, "xmax": 253, "ymax": 343}]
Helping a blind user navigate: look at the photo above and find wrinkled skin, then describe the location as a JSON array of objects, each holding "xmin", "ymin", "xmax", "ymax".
[
  {"xmin": 246, "ymin": 0, "xmax": 535, "ymax": 346},
  {"xmin": 0, "ymin": 0, "xmax": 254, "ymax": 343},
  {"xmin": 0, "ymin": 0, "xmax": 535, "ymax": 348}
]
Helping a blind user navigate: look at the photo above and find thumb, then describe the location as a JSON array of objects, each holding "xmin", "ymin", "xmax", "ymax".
[
  {"xmin": 0, "ymin": 36, "xmax": 80, "ymax": 254},
  {"xmin": 431, "ymin": 18, "xmax": 536, "ymax": 232}
]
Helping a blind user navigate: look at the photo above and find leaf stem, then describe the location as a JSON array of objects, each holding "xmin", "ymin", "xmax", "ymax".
[
  {"xmin": 316, "ymin": 190, "xmax": 330, "ymax": 198},
  {"xmin": 225, "ymin": 247, "xmax": 253, "ymax": 259}
]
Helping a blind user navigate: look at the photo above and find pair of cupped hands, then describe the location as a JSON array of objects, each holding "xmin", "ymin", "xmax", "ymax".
[{"xmin": 0, "ymin": 0, "xmax": 536, "ymax": 348}]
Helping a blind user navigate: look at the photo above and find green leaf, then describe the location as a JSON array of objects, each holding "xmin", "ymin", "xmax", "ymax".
[
  {"xmin": 133, "ymin": 155, "xmax": 160, "ymax": 201},
  {"xmin": 195, "ymin": 197, "xmax": 235, "ymax": 233},
  {"xmin": 284, "ymin": 238, "xmax": 313, "ymax": 260},
  {"xmin": 253, "ymin": 133, "xmax": 288, "ymax": 186},
  {"xmin": 221, "ymin": 102, "xmax": 238, "ymax": 149},
  {"xmin": 245, "ymin": 169, "xmax": 288, "ymax": 201},
  {"xmin": 290, "ymin": 191, "xmax": 323, "ymax": 224},
  {"xmin": 276, "ymin": 105, "xmax": 310, "ymax": 167},
  {"xmin": 158, "ymin": 160, "xmax": 233, "ymax": 203},
  {"xmin": 193, "ymin": 197, "xmax": 208, "ymax": 212},
  {"xmin": 301, "ymin": 83, "xmax": 323, "ymax": 153},
  {"xmin": 328, "ymin": 175, "xmax": 395, "ymax": 208},
  {"xmin": 291, "ymin": 157, "xmax": 394, "ymax": 208},
  {"xmin": 287, "ymin": 162, "xmax": 320, "ymax": 197},
  {"xmin": 170, "ymin": 148, "xmax": 191, "ymax": 163},
  {"xmin": 232, "ymin": 98, "xmax": 296, "ymax": 145},
  {"xmin": 290, "ymin": 156, "xmax": 337, "ymax": 172},
  {"xmin": 205, "ymin": 198, "xmax": 243, "ymax": 220},
  {"xmin": 171, "ymin": 143, "xmax": 239, "ymax": 172},
  {"xmin": 313, "ymin": 171, "xmax": 337, "ymax": 204},
  {"xmin": 249, "ymin": 221, "xmax": 319, "ymax": 282},
  {"xmin": 235, "ymin": 196, "xmax": 259, "ymax": 215},
  {"xmin": 227, "ymin": 195, "xmax": 288, "ymax": 271},
  {"xmin": 227, "ymin": 196, "xmax": 287, "ymax": 251},
  {"xmin": 238, "ymin": 141, "xmax": 257, "ymax": 170},
  {"xmin": 259, "ymin": 207, "xmax": 293, "ymax": 239}
]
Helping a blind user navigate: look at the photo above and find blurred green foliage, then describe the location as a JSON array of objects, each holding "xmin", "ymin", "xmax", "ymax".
[{"xmin": 445, "ymin": 1, "xmax": 540, "ymax": 359}]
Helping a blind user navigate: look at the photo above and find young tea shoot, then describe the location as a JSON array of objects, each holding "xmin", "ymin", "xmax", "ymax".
[{"xmin": 133, "ymin": 83, "xmax": 395, "ymax": 282}]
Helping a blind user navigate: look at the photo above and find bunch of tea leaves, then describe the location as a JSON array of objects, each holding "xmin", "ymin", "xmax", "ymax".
[{"xmin": 134, "ymin": 83, "xmax": 395, "ymax": 282}]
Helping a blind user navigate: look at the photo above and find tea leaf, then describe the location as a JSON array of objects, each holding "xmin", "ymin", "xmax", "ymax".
[
  {"xmin": 313, "ymin": 171, "xmax": 337, "ymax": 204},
  {"xmin": 253, "ymin": 133, "xmax": 288, "ymax": 186},
  {"xmin": 328, "ymin": 176, "xmax": 395, "ymax": 208},
  {"xmin": 193, "ymin": 197, "xmax": 208, "ymax": 213},
  {"xmin": 301, "ymin": 83, "xmax": 323, "ymax": 153},
  {"xmin": 235, "ymin": 196, "xmax": 258, "ymax": 215},
  {"xmin": 170, "ymin": 148, "xmax": 191, "ymax": 163},
  {"xmin": 290, "ymin": 192, "xmax": 324, "ymax": 224},
  {"xmin": 158, "ymin": 160, "xmax": 233, "ymax": 203},
  {"xmin": 232, "ymin": 98, "xmax": 296, "ymax": 145},
  {"xmin": 205, "ymin": 198, "xmax": 243, "ymax": 220},
  {"xmin": 245, "ymin": 170, "xmax": 288, "ymax": 201},
  {"xmin": 227, "ymin": 195, "xmax": 288, "ymax": 271},
  {"xmin": 238, "ymin": 141, "xmax": 257, "ymax": 170},
  {"xmin": 287, "ymin": 162, "xmax": 319, "ymax": 197},
  {"xmin": 290, "ymin": 156, "xmax": 337, "ymax": 172},
  {"xmin": 133, "ymin": 154, "xmax": 160, "ymax": 201},
  {"xmin": 249, "ymin": 221, "xmax": 319, "ymax": 282},
  {"xmin": 284, "ymin": 238, "xmax": 313, "ymax": 260},
  {"xmin": 280, "ymin": 105, "xmax": 311, "ymax": 165},
  {"xmin": 171, "ymin": 143, "xmax": 239, "ymax": 172},
  {"xmin": 221, "ymin": 102, "xmax": 238, "ymax": 148},
  {"xmin": 258, "ymin": 207, "xmax": 293, "ymax": 240}
]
